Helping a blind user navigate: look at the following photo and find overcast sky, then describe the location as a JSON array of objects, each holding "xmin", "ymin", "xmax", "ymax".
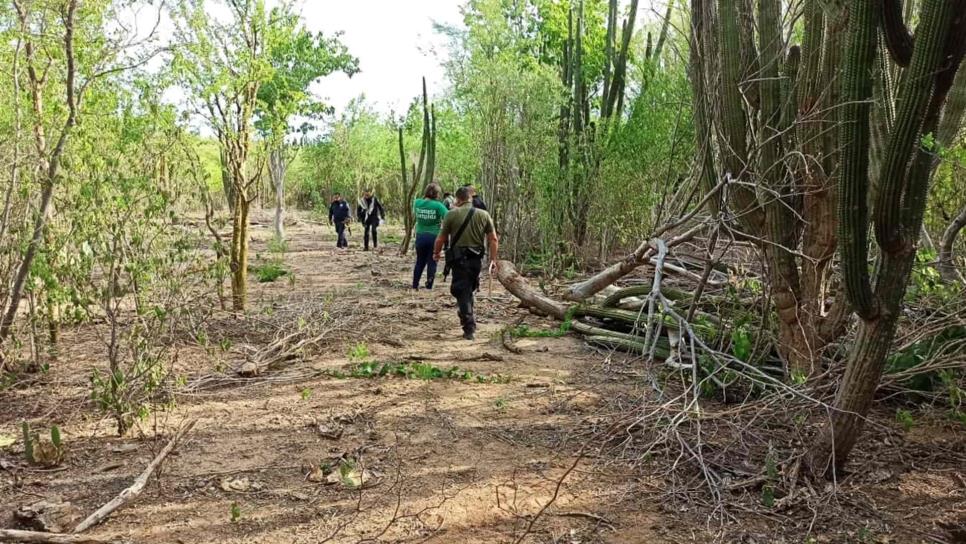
[
  {"xmin": 300, "ymin": 0, "xmax": 464, "ymax": 115},
  {"xmin": 146, "ymin": 1, "xmax": 665, "ymax": 124}
]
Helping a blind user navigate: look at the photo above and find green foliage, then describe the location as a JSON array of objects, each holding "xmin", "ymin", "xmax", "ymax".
[
  {"xmin": 510, "ymin": 308, "xmax": 575, "ymax": 338},
  {"xmin": 896, "ymin": 409, "xmax": 915, "ymax": 431},
  {"xmin": 348, "ymin": 343, "xmax": 370, "ymax": 361},
  {"xmin": 907, "ymin": 248, "xmax": 957, "ymax": 301},
  {"xmin": 333, "ymin": 360, "xmax": 510, "ymax": 384},
  {"xmin": 230, "ymin": 502, "xmax": 242, "ymax": 523},
  {"xmin": 885, "ymin": 325, "xmax": 966, "ymax": 392},
  {"xmin": 730, "ymin": 324, "xmax": 753, "ymax": 362},
  {"xmin": 90, "ymin": 354, "xmax": 171, "ymax": 434},
  {"xmin": 250, "ymin": 261, "xmax": 289, "ymax": 283},
  {"xmin": 255, "ymin": 8, "xmax": 359, "ymax": 142},
  {"xmin": 939, "ymin": 371, "xmax": 966, "ymax": 424}
]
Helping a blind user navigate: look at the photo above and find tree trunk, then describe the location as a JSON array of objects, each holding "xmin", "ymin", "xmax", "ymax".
[
  {"xmin": 230, "ymin": 196, "xmax": 250, "ymax": 312},
  {"xmin": 220, "ymin": 145, "xmax": 235, "ymax": 214},
  {"xmin": 270, "ymin": 147, "xmax": 286, "ymax": 242},
  {"xmin": 939, "ymin": 204, "xmax": 966, "ymax": 282},
  {"xmin": 808, "ymin": 308, "xmax": 900, "ymax": 477},
  {"xmin": 811, "ymin": 0, "xmax": 965, "ymax": 476}
]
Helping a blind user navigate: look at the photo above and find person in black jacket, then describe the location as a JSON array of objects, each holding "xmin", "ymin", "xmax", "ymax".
[
  {"xmin": 356, "ymin": 188, "xmax": 385, "ymax": 251},
  {"xmin": 462, "ymin": 184, "xmax": 487, "ymax": 210},
  {"xmin": 328, "ymin": 193, "xmax": 351, "ymax": 249}
]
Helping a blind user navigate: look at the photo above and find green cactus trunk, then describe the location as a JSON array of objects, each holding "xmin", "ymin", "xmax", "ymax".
[
  {"xmin": 715, "ymin": 0, "xmax": 762, "ymax": 234},
  {"xmin": 399, "ymin": 78, "xmax": 437, "ymax": 256},
  {"xmin": 688, "ymin": 0, "xmax": 719, "ymax": 214},
  {"xmin": 811, "ymin": 0, "xmax": 965, "ymax": 477}
]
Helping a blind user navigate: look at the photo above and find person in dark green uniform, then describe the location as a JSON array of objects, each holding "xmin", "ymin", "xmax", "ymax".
[
  {"xmin": 433, "ymin": 185, "xmax": 500, "ymax": 340},
  {"xmin": 412, "ymin": 183, "xmax": 449, "ymax": 290}
]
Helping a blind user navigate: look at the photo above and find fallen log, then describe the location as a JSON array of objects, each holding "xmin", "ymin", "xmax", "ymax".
[
  {"xmin": 72, "ymin": 419, "xmax": 197, "ymax": 533},
  {"xmin": 497, "ymin": 261, "xmax": 672, "ymax": 358},
  {"xmin": 565, "ymin": 177, "xmax": 729, "ymax": 302},
  {"xmin": 0, "ymin": 530, "xmax": 111, "ymax": 543},
  {"xmin": 495, "ymin": 261, "xmax": 571, "ymax": 320}
]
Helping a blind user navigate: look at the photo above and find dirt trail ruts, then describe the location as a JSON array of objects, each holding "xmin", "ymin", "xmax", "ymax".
[{"xmin": 0, "ymin": 216, "xmax": 666, "ymax": 543}]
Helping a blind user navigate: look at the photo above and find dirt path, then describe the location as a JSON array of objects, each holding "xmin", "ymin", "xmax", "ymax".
[
  {"xmin": 3, "ymin": 216, "xmax": 964, "ymax": 543},
  {"xmin": 0, "ymin": 217, "xmax": 664, "ymax": 543}
]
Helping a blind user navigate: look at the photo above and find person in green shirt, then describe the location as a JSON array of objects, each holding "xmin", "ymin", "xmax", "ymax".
[
  {"xmin": 433, "ymin": 185, "xmax": 499, "ymax": 340},
  {"xmin": 412, "ymin": 183, "xmax": 450, "ymax": 290}
]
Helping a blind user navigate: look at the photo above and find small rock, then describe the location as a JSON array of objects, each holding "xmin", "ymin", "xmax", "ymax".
[
  {"xmin": 14, "ymin": 500, "xmax": 81, "ymax": 533},
  {"xmin": 306, "ymin": 466, "xmax": 327, "ymax": 483},
  {"xmin": 317, "ymin": 424, "xmax": 343, "ymax": 440},
  {"xmin": 111, "ymin": 443, "xmax": 139, "ymax": 454},
  {"xmin": 237, "ymin": 362, "xmax": 259, "ymax": 377},
  {"xmin": 220, "ymin": 476, "xmax": 262, "ymax": 493}
]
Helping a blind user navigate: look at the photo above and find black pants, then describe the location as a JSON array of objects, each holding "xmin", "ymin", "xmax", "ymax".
[
  {"xmin": 450, "ymin": 256, "xmax": 482, "ymax": 334},
  {"xmin": 335, "ymin": 222, "xmax": 348, "ymax": 248},
  {"xmin": 364, "ymin": 222, "xmax": 378, "ymax": 249}
]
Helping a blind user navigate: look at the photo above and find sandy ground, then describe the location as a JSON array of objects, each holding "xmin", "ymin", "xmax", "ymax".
[{"xmin": 1, "ymin": 214, "xmax": 964, "ymax": 543}]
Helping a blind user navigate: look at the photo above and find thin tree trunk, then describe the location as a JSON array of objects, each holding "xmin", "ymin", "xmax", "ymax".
[
  {"xmin": 230, "ymin": 196, "xmax": 250, "ymax": 312},
  {"xmin": 0, "ymin": 1, "xmax": 79, "ymax": 362},
  {"xmin": 939, "ymin": 204, "xmax": 966, "ymax": 282},
  {"xmin": 270, "ymin": 147, "xmax": 286, "ymax": 242},
  {"xmin": 0, "ymin": 32, "xmax": 23, "ymax": 246}
]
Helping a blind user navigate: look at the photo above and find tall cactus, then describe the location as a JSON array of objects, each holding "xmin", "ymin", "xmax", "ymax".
[
  {"xmin": 757, "ymin": 0, "xmax": 811, "ymax": 370},
  {"xmin": 689, "ymin": 0, "xmax": 718, "ymax": 206},
  {"xmin": 399, "ymin": 77, "xmax": 437, "ymax": 256},
  {"xmin": 838, "ymin": 0, "xmax": 880, "ymax": 320},
  {"xmin": 811, "ymin": 0, "xmax": 966, "ymax": 477},
  {"xmin": 716, "ymin": 0, "xmax": 762, "ymax": 233},
  {"xmin": 874, "ymin": 0, "xmax": 957, "ymax": 254}
]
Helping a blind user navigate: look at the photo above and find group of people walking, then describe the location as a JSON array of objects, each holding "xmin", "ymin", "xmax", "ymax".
[
  {"xmin": 327, "ymin": 189, "xmax": 386, "ymax": 251},
  {"xmin": 325, "ymin": 183, "xmax": 498, "ymax": 341}
]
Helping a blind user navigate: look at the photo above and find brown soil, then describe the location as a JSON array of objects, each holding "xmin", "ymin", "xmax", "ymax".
[{"xmin": 1, "ymin": 215, "xmax": 963, "ymax": 543}]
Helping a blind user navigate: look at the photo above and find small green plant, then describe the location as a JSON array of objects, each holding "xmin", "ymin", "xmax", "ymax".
[
  {"xmin": 250, "ymin": 261, "xmax": 289, "ymax": 283},
  {"xmin": 896, "ymin": 409, "xmax": 915, "ymax": 431},
  {"xmin": 22, "ymin": 422, "xmax": 34, "ymax": 464},
  {"xmin": 348, "ymin": 343, "xmax": 370, "ymax": 361},
  {"xmin": 334, "ymin": 360, "xmax": 510, "ymax": 384},
  {"xmin": 791, "ymin": 370, "xmax": 807, "ymax": 386},
  {"xmin": 300, "ymin": 388, "xmax": 313, "ymax": 401},
  {"xmin": 338, "ymin": 459, "xmax": 358, "ymax": 488},
  {"xmin": 494, "ymin": 397, "xmax": 508, "ymax": 411},
  {"xmin": 230, "ymin": 502, "xmax": 241, "ymax": 522},
  {"xmin": 907, "ymin": 248, "xmax": 957, "ymax": 302},
  {"xmin": 730, "ymin": 324, "xmax": 752, "ymax": 362},
  {"xmin": 761, "ymin": 447, "xmax": 778, "ymax": 508},
  {"xmin": 510, "ymin": 308, "xmax": 575, "ymax": 339},
  {"xmin": 21, "ymin": 422, "xmax": 66, "ymax": 466},
  {"xmin": 267, "ymin": 237, "xmax": 289, "ymax": 255}
]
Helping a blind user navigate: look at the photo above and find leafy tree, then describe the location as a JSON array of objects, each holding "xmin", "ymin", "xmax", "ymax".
[
  {"xmin": 0, "ymin": 0, "xmax": 159, "ymax": 365},
  {"xmin": 256, "ymin": 9, "xmax": 358, "ymax": 242}
]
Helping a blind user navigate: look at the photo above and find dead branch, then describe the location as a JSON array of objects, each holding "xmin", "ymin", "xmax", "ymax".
[
  {"xmin": 0, "ymin": 530, "xmax": 111, "ymax": 544},
  {"xmin": 72, "ymin": 419, "xmax": 198, "ymax": 533},
  {"xmin": 512, "ymin": 447, "xmax": 587, "ymax": 544}
]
